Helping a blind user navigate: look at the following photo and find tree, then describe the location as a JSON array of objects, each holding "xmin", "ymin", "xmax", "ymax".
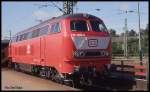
[
  {"xmin": 109, "ymin": 29, "xmax": 116, "ymax": 36},
  {"xmin": 128, "ymin": 29, "xmax": 137, "ymax": 36},
  {"xmin": 143, "ymin": 24, "xmax": 148, "ymax": 36},
  {"xmin": 146, "ymin": 24, "xmax": 148, "ymax": 30},
  {"xmin": 141, "ymin": 24, "xmax": 149, "ymax": 56},
  {"xmin": 112, "ymin": 42, "xmax": 124, "ymax": 56},
  {"xmin": 120, "ymin": 33, "xmax": 124, "ymax": 36},
  {"xmin": 113, "ymin": 24, "xmax": 149, "ymax": 57},
  {"xmin": 127, "ymin": 38, "xmax": 138, "ymax": 56}
]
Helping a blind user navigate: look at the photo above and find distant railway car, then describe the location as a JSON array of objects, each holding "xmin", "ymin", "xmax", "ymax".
[
  {"xmin": 2, "ymin": 40, "xmax": 10, "ymax": 67},
  {"xmin": 8, "ymin": 13, "xmax": 111, "ymax": 86}
]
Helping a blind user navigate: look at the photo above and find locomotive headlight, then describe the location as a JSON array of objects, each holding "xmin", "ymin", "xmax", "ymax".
[
  {"xmin": 74, "ymin": 51, "xmax": 85, "ymax": 57},
  {"xmin": 93, "ymin": 66, "xmax": 96, "ymax": 72},
  {"xmin": 103, "ymin": 51, "xmax": 106, "ymax": 56},
  {"xmin": 79, "ymin": 51, "xmax": 85, "ymax": 57},
  {"xmin": 105, "ymin": 51, "xmax": 109, "ymax": 56},
  {"xmin": 74, "ymin": 51, "xmax": 80, "ymax": 57},
  {"xmin": 101, "ymin": 51, "xmax": 105, "ymax": 56},
  {"xmin": 100, "ymin": 51, "xmax": 109, "ymax": 56}
]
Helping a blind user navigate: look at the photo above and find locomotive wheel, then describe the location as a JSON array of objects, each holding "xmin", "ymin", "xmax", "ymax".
[
  {"xmin": 39, "ymin": 67, "xmax": 46, "ymax": 78},
  {"xmin": 8, "ymin": 61, "xmax": 14, "ymax": 69},
  {"xmin": 51, "ymin": 71, "xmax": 58, "ymax": 82},
  {"xmin": 46, "ymin": 68, "xmax": 52, "ymax": 80},
  {"xmin": 31, "ymin": 66, "xmax": 38, "ymax": 76},
  {"xmin": 55, "ymin": 74, "xmax": 61, "ymax": 83},
  {"xmin": 72, "ymin": 77, "xmax": 82, "ymax": 88},
  {"xmin": 14, "ymin": 63, "xmax": 20, "ymax": 71},
  {"xmin": 87, "ymin": 78, "xmax": 93, "ymax": 86},
  {"xmin": 50, "ymin": 68, "xmax": 63, "ymax": 84}
]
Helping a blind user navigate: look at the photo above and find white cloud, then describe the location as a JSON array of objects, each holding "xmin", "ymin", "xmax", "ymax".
[{"xmin": 32, "ymin": 10, "xmax": 62, "ymax": 21}]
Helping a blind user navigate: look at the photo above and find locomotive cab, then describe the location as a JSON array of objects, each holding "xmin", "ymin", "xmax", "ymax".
[{"xmin": 62, "ymin": 14, "xmax": 111, "ymax": 75}]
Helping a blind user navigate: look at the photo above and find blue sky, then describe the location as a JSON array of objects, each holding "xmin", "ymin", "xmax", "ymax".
[{"xmin": 2, "ymin": 1, "xmax": 148, "ymax": 39}]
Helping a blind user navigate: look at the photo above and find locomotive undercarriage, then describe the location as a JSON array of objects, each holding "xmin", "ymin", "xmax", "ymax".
[
  {"xmin": 8, "ymin": 62, "xmax": 136, "ymax": 89},
  {"xmin": 8, "ymin": 61, "xmax": 107, "ymax": 88}
]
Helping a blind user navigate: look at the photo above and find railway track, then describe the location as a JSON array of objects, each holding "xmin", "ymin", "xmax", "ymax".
[
  {"xmin": 2, "ymin": 68, "xmax": 78, "ymax": 91},
  {"xmin": 2, "ymin": 68, "xmax": 148, "ymax": 91},
  {"xmin": 2, "ymin": 57, "xmax": 148, "ymax": 91},
  {"xmin": 2, "ymin": 69, "xmax": 148, "ymax": 91}
]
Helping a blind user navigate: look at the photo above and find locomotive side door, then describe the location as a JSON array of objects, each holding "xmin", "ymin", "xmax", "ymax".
[{"xmin": 40, "ymin": 36, "xmax": 46, "ymax": 66}]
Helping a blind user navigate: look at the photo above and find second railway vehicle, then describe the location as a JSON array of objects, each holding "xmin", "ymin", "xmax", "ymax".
[{"xmin": 8, "ymin": 13, "xmax": 111, "ymax": 87}]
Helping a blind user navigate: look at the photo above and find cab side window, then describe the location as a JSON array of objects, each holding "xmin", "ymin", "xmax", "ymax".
[
  {"xmin": 32, "ymin": 29, "xmax": 40, "ymax": 38},
  {"xmin": 12, "ymin": 36, "xmax": 16, "ymax": 42},
  {"xmin": 27, "ymin": 32, "xmax": 32, "ymax": 39},
  {"xmin": 19, "ymin": 35, "xmax": 22, "ymax": 41},
  {"xmin": 16, "ymin": 36, "xmax": 19, "ymax": 42},
  {"xmin": 39, "ymin": 25, "xmax": 49, "ymax": 36},
  {"xmin": 23, "ymin": 33, "xmax": 28, "ymax": 40},
  {"xmin": 51, "ymin": 23, "xmax": 61, "ymax": 33}
]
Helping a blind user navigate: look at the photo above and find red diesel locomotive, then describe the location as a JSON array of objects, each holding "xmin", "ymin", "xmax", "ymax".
[{"xmin": 8, "ymin": 13, "xmax": 111, "ymax": 86}]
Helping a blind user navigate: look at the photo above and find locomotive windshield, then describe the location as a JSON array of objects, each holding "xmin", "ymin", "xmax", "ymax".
[
  {"xmin": 90, "ymin": 20, "xmax": 107, "ymax": 32},
  {"xmin": 70, "ymin": 20, "xmax": 88, "ymax": 32}
]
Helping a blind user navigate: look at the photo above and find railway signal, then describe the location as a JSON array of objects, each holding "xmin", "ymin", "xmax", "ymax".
[
  {"xmin": 117, "ymin": 9, "xmax": 138, "ymax": 58},
  {"xmin": 95, "ymin": 5, "xmax": 145, "ymax": 61},
  {"xmin": 119, "ymin": 2, "xmax": 143, "ymax": 64},
  {"xmin": 137, "ymin": 2, "xmax": 142, "ymax": 65}
]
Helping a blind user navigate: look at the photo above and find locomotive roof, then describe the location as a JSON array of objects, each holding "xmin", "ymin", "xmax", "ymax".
[{"xmin": 15, "ymin": 13, "xmax": 101, "ymax": 36}]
